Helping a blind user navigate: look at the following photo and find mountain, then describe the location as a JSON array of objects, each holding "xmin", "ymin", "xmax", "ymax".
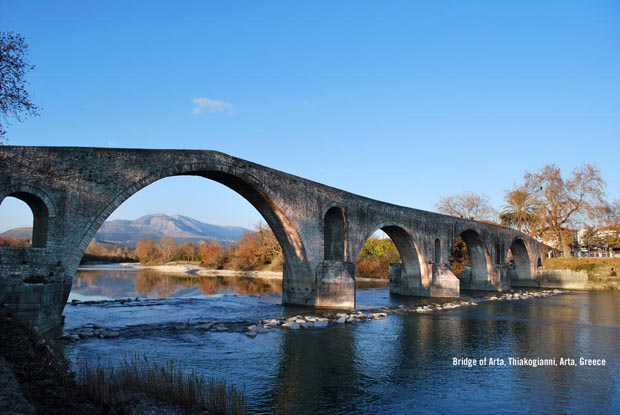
[
  {"xmin": 0, "ymin": 214, "xmax": 250, "ymax": 248},
  {"xmin": 0, "ymin": 227, "xmax": 32, "ymax": 240}
]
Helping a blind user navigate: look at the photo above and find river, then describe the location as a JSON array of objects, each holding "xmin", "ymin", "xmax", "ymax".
[{"xmin": 63, "ymin": 267, "xmax": 620, "ymax": 414}]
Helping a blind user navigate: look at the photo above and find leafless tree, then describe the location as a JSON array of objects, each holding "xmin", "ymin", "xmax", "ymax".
[
  {"xmin": 436, "ymin": 191, "xmax": 497, "ymax": 222},
  {"xmin": 0, "ymin": 32, "xmax": 40, "ymax": 142},
  {"xmin": 522, "ymin": 163, "xmax": 606, "ymax": 256}
]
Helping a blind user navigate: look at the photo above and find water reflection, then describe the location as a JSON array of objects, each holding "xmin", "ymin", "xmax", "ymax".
[
  {"xmin": 72, "ymin": 268, "xmax": 283, "ymax": 299},
  {"xmin": 72, "ymin": 269, "xmax": 389, "ymax": 301},
  {"xmin": 264, "ymin": 294, "xmax": 620, "ymax": 414},
  {"xmin": 65, "ymin": 269, "xmax": 620, "ymax": 414}
]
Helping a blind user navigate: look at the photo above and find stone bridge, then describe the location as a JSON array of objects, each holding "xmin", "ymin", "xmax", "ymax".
[{"xmin": 0, "ymin": 146, "xmax": 552, "ymax": 335}]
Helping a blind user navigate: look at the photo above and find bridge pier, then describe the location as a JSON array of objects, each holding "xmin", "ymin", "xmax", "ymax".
[
  {"xmin": 0, "ymin": 247, "xmax": 70, "ymax": 336},
  {"xmin": 389, "ymin": 263, "xmax": 460, "ymax": 297},
  {"xmin": 2, "ymin": 281, "xmax": 69, "ymax": 336},
  {"xmin": 458, "ymin": 266, "xmax": 510, "ymax": 292},
  {"xmin": 314, "ymin": 261, "xmax": 355, "ymax": 309}
]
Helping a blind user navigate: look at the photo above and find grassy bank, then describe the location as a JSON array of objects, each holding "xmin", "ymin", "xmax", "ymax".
[
  {"xmin": 544, "ymin": 257, "xmax": 620, "ymax": 278},
  {"xmin": 0, "ymin": 310, "xmax": 246, "ymax": 414},
  {"xmin": 79, "ymin": 355, "xmax": 246, "ymax": 415}
]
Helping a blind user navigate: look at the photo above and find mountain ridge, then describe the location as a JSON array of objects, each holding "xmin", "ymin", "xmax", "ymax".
[{"xmin": 0, "ymin": 213, "xmax": 250, "ymax": 248}]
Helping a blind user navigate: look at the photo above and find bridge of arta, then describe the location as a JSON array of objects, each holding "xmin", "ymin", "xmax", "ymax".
[{"xmin": 0, "ymin": 146, "xmax": 552, "ymax": 335}]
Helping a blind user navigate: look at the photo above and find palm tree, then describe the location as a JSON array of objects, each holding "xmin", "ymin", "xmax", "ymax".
[{"xmin": 500, "ymin": 188, "xmax": 540, "ymax": 233}]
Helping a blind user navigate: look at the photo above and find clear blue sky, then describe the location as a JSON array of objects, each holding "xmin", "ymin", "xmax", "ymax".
[{"xmin": 1, "ymin": 1, "xmax": 619, "ymax": 233}]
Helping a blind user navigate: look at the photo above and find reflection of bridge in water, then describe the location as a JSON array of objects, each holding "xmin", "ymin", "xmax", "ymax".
[{"xmin": 0, "ymin": 146, "xmax": 551, "ymax": 334}]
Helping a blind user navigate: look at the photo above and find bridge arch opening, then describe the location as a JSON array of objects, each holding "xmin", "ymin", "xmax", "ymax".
[
  {"xmin": 355, "ymin": 226, "xmax": 428, "ymax": 292},
  {"xmin": 67, "ymin": 169, "xmax": 311, "ymax": 308},
  {"xmin": 324, "ymin": 207, "xmax": 346, "ymax": 261},
  {"xmin": 0, "ymin": 193, "xmax": 49, "ymax": 248},
  {"xmin": 449, "ymin": 230, "xmax": 490, "ymax": 285},
  {"xmin": 506, "ymin": 238, "xmax": 532, "ymax": 281}
]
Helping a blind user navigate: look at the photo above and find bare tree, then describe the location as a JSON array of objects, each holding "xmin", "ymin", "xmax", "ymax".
[
  {"xmin": 0, "ymin": 32, "xmax": 40, "ymax": 142},
  {"xmin": 522, "ymin": 163, "xmax": 606, "ymax": 256},
  {"xmin": 436, "ymin": 191, "xmax": 497, "ymax": 222}
]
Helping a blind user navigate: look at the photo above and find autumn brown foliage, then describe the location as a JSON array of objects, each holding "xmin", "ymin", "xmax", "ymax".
[
  {"xmin": 355, "ymin": 237, "xmax": 401, "ymax": 279},
  {"xmin": 132, "ymin": 223, "xmax": 283, "ymax": 271},
  {"xmin": 0, "ymin": 236, "xmax": 31, "ymax": 247}
]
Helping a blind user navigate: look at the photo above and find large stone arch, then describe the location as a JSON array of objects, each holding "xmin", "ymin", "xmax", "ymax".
[
  {"xmin": 67, "ymin": 161, "xmax": 311, "ymax": 305},
  {"xmin": 0, "ymin": 184, "xmax": 56, "ymax": 248}
]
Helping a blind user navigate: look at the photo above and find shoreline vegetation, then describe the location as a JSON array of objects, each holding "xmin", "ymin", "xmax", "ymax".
[
  {"xmin": 75, "ymin": 226, "xmax": 403, "ymax": 280},
  {"xmin": 0, "ymin": 310, "xmax": 246, "ymax": 415},
  {"xmin": 79, "ymin": 355, "xmax": 245, "ymax": 415}
]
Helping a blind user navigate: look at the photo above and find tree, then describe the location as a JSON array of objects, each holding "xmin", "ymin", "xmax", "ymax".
[
  {"xmin": 231, "ymin": 223, "xmax": 283, "ymax": 271},
  {"xmin": 522, "ymin": 163, "xmax": 606, "ymax": 256},
  {"xmin": 134, "ymin": 239, "xmax": 159, "ymax": 264},
  {"xmin": 499, "ymin": 187, "xmax": 541, "ymax": 233},
  {"xmin": 199, "ymin": 241, "xmax": 228, "ymax": 269},
  {"xmin": 355, "ymin": 237, "xmax": 401, "ymax": 279},
  {"xmin": 158, "ymin": 237, "xmax": 177, "ymax": 263},
  {"xmin": 0, "ymin": 32, "xmax": 40, "ymax": 141},
  {"xmin": 436, "ymin": 191, "xmax": 497, "ymax": 221}
]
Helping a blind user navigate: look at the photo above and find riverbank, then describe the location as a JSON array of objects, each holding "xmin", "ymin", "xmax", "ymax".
[
  {"xmin": 542, "ymin": 258, "xmax": 620, "ymax": 290},
  {"xmin": 0, "ymin": 310, "xmax": 98, "ymax": 415},
  {"xmin": 79, "ymin": 262, "xmax": 284, "ymax": 280}
]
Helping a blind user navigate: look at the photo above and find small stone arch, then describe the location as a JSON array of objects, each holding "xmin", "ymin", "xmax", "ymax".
[
  {"xmin": 0, "ymin": 184, "xmax": 56, "ymax": 248},
  {"xmin": 452, "ymin": 229, "xmax": 492, "ymax": 285},
  {"xmin": 324, "ymin": 206, "xmax": 346, "ymax": 261},
  {"xmin": 508, "ymin": 237, "xmax": 532, "ymax": 281},
  {"xmin": 356, "ymin": 223, "xmax": 428, "ymax": 289},
  {"xmin": 382, "ymin": 225, "xmax": 428, "ymax": 286}
]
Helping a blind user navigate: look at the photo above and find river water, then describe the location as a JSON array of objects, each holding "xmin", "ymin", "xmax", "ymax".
[{"xmin": 63, "ymin": 267, "xmax": 620, "ymax": 414}]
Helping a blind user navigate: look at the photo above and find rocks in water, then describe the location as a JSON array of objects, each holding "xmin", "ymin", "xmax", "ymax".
[
  {"xmin": 97, "ymin": 329, "xmax": 120, "ymax": 338},
  {"xmin": 314, "ymin": 320, "xmax": 328, "ymax": 328},
  {"xmin": 61, "ymin": 333, "xmax": 80, "ymax": 342},
  {"xmin": 77, "ymin": 330, "xmax": 95, "ymax": 338},
  {"xmin": 63, "ymin": 288, "xmax": 565, "ymax": 341},
  {"xmin": 213, "ymin": 324, "xmax": 230, "ymax": 332},
  {"xmin": 195, "ymin": 322, "xmax": 214, "ymax": 330},
  {"xmin": 173, "ymin": 325, "xmax": 190, "ymax": 331}
]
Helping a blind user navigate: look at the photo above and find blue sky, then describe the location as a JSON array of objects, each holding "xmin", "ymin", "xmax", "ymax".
[{"xmin": 1, "ymin": 1, "xmax": 619, "ymax": 233}]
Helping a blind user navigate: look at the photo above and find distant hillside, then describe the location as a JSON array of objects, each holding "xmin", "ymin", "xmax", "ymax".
[
  {"xmin": 0, "ymin": 214, "xmax": 250, "ymax": 248},
  {"xmin": 0, "ymin": 227, "xmax": 32, "ymax": 240}
]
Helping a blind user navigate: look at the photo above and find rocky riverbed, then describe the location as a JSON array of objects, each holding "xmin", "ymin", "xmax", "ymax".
[{"xmin": 61, "ymin": 289, "xmax": 564, "ymax": 342}]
